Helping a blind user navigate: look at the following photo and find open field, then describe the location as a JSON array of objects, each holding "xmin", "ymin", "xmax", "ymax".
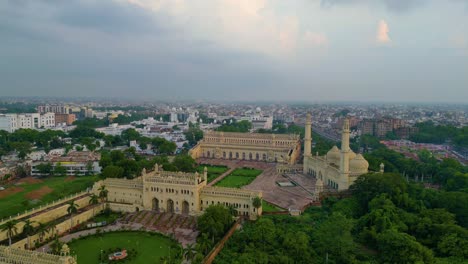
[
  {"xmin": 196, "ymin": 164, "xmax": 229, "ymax": 183},
  {"xmin": 0, "ymin": 175, "xmax": 99, "ymax": 219},
  {"xmin": 68, "ymin": 231, "xmax": 179, "ymax": 264},
  {"xmin": 214, "ymin": 168, "xmax": 262, "ymax": 188}
]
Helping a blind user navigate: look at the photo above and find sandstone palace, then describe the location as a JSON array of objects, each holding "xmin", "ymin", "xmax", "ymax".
[
  {"xmin": 189, "ymin": 131, "xmax": 301, "ymax": 164},
  {"xmin": 100, "ymin": 164, "xmax": 262, "ymax": 220}
]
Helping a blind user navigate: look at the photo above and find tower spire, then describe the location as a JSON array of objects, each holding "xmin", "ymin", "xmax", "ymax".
[
  {"xmin": 340, "ymin": 118, "xmax": 351, "ymax": 175},
  {"xmin": 304, "ymin": 113, "xmax": 312, "ymax": 157}
]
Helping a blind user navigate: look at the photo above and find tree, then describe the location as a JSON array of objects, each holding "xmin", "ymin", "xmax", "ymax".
[
  {"xmin": 36, "ymin": 222, "xmax": 53, "ymax": 242},
  {"xmin": 101, "ymin": 165, "xmax": 124, "ymax": 179},
  {"xmin": 1, "ymin": 220, "xmax": 18, "ymax": 246},
  {"xmin": 183, "ymin": 243, "xmax": 197, "ymax": 261},
  {"xmin": 313, "ymin": 213, "xmax": 356, "ymax": 264},
  {"xmin": 252, "ymin": 197, "xmax": 262, "ymax": 216},
  {"xmin": 197, "ymin": 205, "xmax": 233, "ymax": 243},
  {"xmin": 376, "ymin": 229, "xmax": 434, "ymax": 264},
  {"xmin": 98, "ymin": 185, "xmax": 108, "ymax": 203},
  {"xmin": 121, "ymin": 128, "xmax": 140, "ymax": 143},
  {"xmin": 184, "ymin": 126, "xmax": 203, "ymax": 146},
  {"xmin": 172, "ymin": 155, "xmax": 196, "ymax": 172},
  {"xmin": 53, "ymin": 163, "xmax": 67, "ymax": 177},
  {"xmin": 22, "ymin": 219, "xmax": 35, "ymax": 249},
  {"xmin": 67, "ymin": 200, "xmax": 79, "ymax": 231},
  {"xmin": 89, "ymin": 194, "xmax": 99, "ymax": 216}
]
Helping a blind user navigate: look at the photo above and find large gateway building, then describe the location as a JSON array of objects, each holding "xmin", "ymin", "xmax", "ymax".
[
  {"xmin": 189, "ymin": 131, "xmax": 301, "ymax": 164},
  {"xmin": 303, "ymin": 114, "xmax": 369, "ymax": 191},
  {"xmin": 101, "ymin": 164, "xmax": 262, "ymax": 220}
]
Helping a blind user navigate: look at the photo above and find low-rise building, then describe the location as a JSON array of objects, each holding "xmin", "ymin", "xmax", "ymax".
[{"xmin": 31, "ymin": 151, "xmax": 101, "ymax": 176}]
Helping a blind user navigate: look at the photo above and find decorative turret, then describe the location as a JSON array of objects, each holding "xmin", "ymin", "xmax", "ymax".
[
  {"xmin": 203, "ymin": 166, "xmax": 208, "ymax": 182},
  {"xmin": 304, "ymin": 113, "xmax": 312, "ymax": 157},
  {"xmin": 315, "ymin": 178, "xmax": 324, "ymax": 194},
  {"xmin": 380, "ymin": 163, "xmax": 385, "ymax": 173},
  {"xmin": 154, "ymin": 163, "xmax": 159, "ymax": 172}
]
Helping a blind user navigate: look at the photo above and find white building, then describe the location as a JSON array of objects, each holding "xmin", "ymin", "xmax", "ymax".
[{"xmin": 0, "ymin": 113, "xmax": 55, "ymax": 132}]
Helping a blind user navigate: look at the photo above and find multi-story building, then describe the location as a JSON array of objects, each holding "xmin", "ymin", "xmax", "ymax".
[
  {"xmin": 0, "ymin": 113, "xmax": 55, "ymax": 132},
  {"xmin": 37, "ymin": 104, "xmax": 70, "ymax": 114},
  {"xmin": 55, "ymin": 114, "xmax": 76, "ymax": 126},
  {"xmin": 100, "ymin": 164, "xmax": 262, "ymax": 220},
  {"xmin": 189, "ymin": 131, "xmax": 301, "ymax": 164}
]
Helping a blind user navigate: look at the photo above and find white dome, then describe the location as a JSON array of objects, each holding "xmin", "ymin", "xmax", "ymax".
[
  {"xmin": 326, "ymin": 146, "xmax": 340, "ymax": 164},
  {"xmin": 349, "ymin": 154, "xmax": 369, "ymax": 173}
]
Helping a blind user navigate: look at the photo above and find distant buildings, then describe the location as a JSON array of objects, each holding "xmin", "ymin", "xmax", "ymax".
[
  {"xmin": 358, "ymin": 118, "xmax": 408, "ymax": 138},
  {"xmin": 55, "ymin": 113, "xmax": 76, "ymax": 126},
  {"xmin": 0, "ymin": 113, "xmax": 56, "ymax": 132}
]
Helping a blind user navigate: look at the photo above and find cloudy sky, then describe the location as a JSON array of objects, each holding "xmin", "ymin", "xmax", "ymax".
[{"xmin": 1, "ymin": 0, "xmax": 467, "ymax": 102}]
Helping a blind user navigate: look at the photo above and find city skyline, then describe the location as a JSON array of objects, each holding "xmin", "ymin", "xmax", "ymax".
[{"xmin": 1, "ymin": 0, "xmax": 467, "ymax": 102}]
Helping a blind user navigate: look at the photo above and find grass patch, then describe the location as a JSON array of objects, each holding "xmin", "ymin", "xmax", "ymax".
[
  {"xmin": 68, "ymin": 231, "xmax": 180, "ymax": 264},
  {"xmin": 262, "ymin": 200, "xmax": 285, "ymax": 212},
  {"xmin": 0, "ymin": 175, "xmax": 99, "ymax": 219},
  {"xmin": 196, "ymin": 164, "xmax": 229, "ymax": 183},
  {"xmin": 214, "ymin": 168, "xmax": 262, "ymax": 188}
]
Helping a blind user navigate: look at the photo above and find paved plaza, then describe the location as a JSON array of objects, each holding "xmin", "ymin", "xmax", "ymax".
[{"xmin": 197, "ymin": 158, "xmax": 318, "ymax": 210}]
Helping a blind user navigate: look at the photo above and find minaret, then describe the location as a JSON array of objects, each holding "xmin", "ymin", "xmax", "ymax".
[
  {"xmin": 304, "ymin": 113, "xmax": 312, "ymax": 157},
  {"xmin": 340, "ymin": 118, "xmax": 351, "ymax": 176}
]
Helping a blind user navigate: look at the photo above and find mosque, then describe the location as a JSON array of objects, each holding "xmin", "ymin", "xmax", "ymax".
[{"xmin": 303, "ymin": 114, "xmax": 373, "ymax": 191}]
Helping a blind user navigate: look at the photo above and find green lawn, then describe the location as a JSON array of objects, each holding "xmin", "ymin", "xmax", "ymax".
[
  {"xmin": 196, "ymin": 164, "xmax": 229, "ymax": 183},
  {"xmin": 0, "ymin": 175, "xmax": 99, "ymax": 219},
  {"xmin": 68, "ymin": 231, "xmax": 180, "ymax": 264},
  {"xmin": 262, "ymin": 200, "xmax": 285, "ymax": 212},
  {"xmin": 214, "ymin": 168, "xmax": 262, "ymax": 188}
]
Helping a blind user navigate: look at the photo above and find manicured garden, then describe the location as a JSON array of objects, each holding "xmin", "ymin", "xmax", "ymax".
[
  {"xmin": 214, "ymin": 168, "xmax": 262, "ymax": 188},
  {"xmin": 262, "ymin": 200, "xmax": 285, "ymax": 213},
  {"xmin": 68, "ymin": 231, "xmax": 181, "ymax": 264},
  {"xmin": 0, "ymin": 175, "xmax": 99, "ymax": 219},
  {"xmin": 196, "ymin": 164, "xmax": 229, "ymax": 183}
]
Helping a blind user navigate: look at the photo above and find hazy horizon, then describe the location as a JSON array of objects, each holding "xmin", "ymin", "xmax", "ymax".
[{"xmin": 1, "ymin": 0, "xmax": 467, "ymax": 102}]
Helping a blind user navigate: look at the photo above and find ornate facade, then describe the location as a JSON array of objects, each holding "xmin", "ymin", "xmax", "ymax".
[
  {"xmin": 101, "ymin": 164, "xmax": 262, "ymax": 220},
  {"xmin": 303, "ymin": 114, "xmax": 369, "ymax": 191},
  {"xmin": 189, "ymin": 131, "xmax": 301, "ymax": 164},
  {"xmin": 0, "ymin": 246, "xmax": 76, "ymax": 264}
]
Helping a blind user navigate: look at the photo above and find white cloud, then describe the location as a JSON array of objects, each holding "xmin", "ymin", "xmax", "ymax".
[
  {"xmin": 376, "ymin": 19, "xmax": 391, "ymax": 43},
  {"xmin": 122, "ymin": 0, "xmax": 327, "ymax": 58},
  {"xmin": 303, "ymin": 31, "xmax": 328, "ymax": 47}
]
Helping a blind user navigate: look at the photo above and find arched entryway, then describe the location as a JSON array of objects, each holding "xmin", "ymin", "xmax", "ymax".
[
  {"xmin": 167, "ymin": 199, "xmax": 174, "ymax": 213},
  {"xmin": 152, "ymin": 198, "xmax": 159, "ymax": 212},
  {"xmin": 182, "ymin": 201, "xmax": 189, "ymax": 215}
]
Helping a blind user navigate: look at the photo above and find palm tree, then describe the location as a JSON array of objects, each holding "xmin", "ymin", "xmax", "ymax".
[
  {"xmin": 22, "ymin": 219, "xmax": 35, "ymax": 249},
  {"xmin": 67, "ymin": 200, "xmax": 79, "ymax": 231},
  {"xmin": 37, "ymin": 222, "xmax": 50, "ymax": 242},
  {"xmin": 253, "ymin": 196, "xmax": 262, "ymax": 216},
  {"xmin": 98, "ymin": 185, "xmax": 108, "ymax": 203},
  {"xmin": 1, "ymin": 219, "xmax": 18, "ymax": 246},
  {"xmin": 196, "ymin": 233, "xmax": 212, "ymax": 255},
  {"xmin": 89, "ymin": 194, "xmax": 99, "ymax": 216},
  {"xmin": 183, "ymin": 243, "xmax": 196, "ymax": 261}
]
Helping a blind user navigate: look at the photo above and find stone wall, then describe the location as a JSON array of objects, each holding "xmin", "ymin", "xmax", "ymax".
[
  {"xmin": 11, "ymin": 204, "xmax": 104, "ymax": 250},
  {"xmin": 0, "ymin": 194, "xmax": 93, "ymax": 242}
]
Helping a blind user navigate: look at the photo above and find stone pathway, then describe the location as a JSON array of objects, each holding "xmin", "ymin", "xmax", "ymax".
[{"xmin": 207, "ymin": 167, "xmax": 235, "ymax": 186}]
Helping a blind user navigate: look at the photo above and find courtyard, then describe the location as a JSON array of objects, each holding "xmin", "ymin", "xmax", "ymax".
[
  {"xmin": 68, "ymin": 231, "xmax": 180, "ymax": 264},
  {"xmin": 197, "ymin": 158, "xmax": 318, "ymax": 211}
]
